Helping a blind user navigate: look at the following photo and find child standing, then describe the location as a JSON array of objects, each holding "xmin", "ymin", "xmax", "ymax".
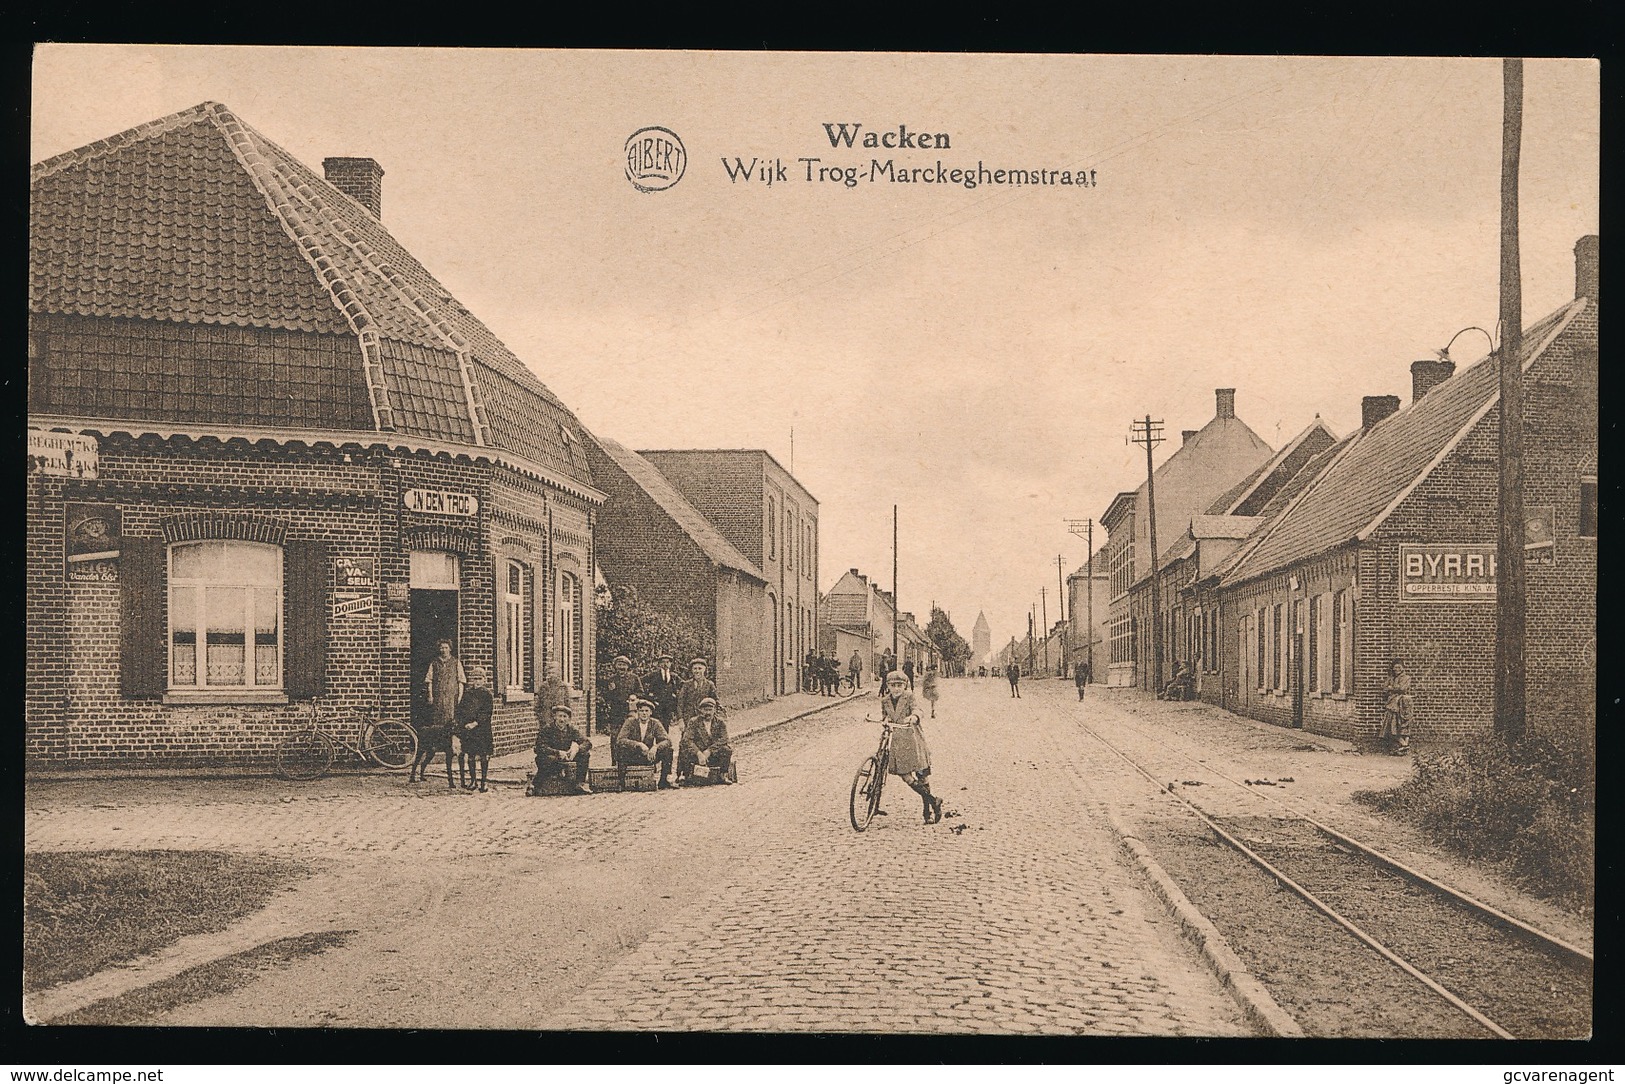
[
  {"xmin": 456, "ymin": 665, "xmax": 495, "ymax": 791},
  {"xmin": 921, "ymin": 664, "xmax": 940, "ymax": 718}
]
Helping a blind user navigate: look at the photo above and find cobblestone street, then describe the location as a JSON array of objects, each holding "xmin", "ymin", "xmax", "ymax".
[{"xmin": 25, "ymin": 680, "xmax": 1249, "ymax": 1034}]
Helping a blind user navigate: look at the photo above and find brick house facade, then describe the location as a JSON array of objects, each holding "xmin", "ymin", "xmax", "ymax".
[
  {"xmin": 27, "ymin": 102, "xmax": 604, "ymax": 768},
  {"xmin": 584, "ymin": 434, "xmax": 771, "ymax": 708},
  {"xmin": 1210, "ymin": 240, "xmax": 1597, "ymax": 743},
  {"xmin": 639, "ymin": 450, "xmax": 819, "ymax": 695}
]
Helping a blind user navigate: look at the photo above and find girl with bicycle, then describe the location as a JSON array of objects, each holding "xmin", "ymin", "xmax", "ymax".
[{"xmin": 882, "ymin": 670, "xmax": 943, "ymax": 824}]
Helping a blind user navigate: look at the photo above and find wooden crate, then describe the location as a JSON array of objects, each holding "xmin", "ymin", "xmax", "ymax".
[{"xmin": 588, "ymin": 765, "xmax": 659, "ymax": 793}]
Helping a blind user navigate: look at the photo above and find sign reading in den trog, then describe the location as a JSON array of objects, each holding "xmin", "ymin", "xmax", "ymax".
[
  {"xmin": 402, "ymin": 488, "xmax": 479, "ymax": 517},
  {"xmin": 1399, "ymin": 543, "xmax": 1497, "ymax": 602}
]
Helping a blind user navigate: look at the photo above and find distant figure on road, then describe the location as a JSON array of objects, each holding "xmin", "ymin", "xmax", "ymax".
[
  {"xmin": 1074, "ymin": 659, "xmax": 1091, "ymax": 700},
  {"xmin": 1382, "ymin": 661, "xmax": 1413, "ymax": 755},
  {"xmin": 1005, "ymin": 661, "xmax": 1021, "ymax": 698},
  {"xmin": 1160, "ymin": 660, "xmax": 1195, "ymax": 702},
  {"xmin": 881, "ymin": 671, "xmax": 942, "ymax": 823},
  {"xmin": 902, "ymin": 658, "xmax": 916, "ymax": 689},
  {"xmin": 921, "ymin": 664, "xmax": 940, "ymax": 718},
  {"xmin": 849, "ymin": 650, "xmax": 864, "ymax": 689}
]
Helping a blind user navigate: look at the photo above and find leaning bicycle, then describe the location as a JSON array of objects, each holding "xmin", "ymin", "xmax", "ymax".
[
  {"xmin": 837, "ymin": 674, "xmax": 859, "ymax": 697},
  {"xmin": 849, "ymin": 717, "xmax": 896, "ymax": 831},
  {"xmin": 275, "ymin": 703, "xmax": 418, "ymax": 780}
]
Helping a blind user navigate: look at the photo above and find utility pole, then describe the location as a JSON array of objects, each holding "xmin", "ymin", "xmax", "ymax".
[
  {"xmin": 892, "ymin": 504, "xmax": 900, "ymax": 664},
  {"xmin": 1027, "ymin": 608, "xmax": 1035, "ymax": 674},
  {"xmin": 1056, "ymin": 554, "xmax": 1067, "ymax": 675},
  {"xmin": 1496, "ymin": 58, "xmax": 1527, "ymax": 742},
  {"xmin": 1067, "ymin": 518, "xmax": 1095, "ymax": 683},
  {"xmin": 1131, "ymin": 416, "xmax": 1166, "ymax": 693},
  {"xmin": 1041, "ymin": 587, "xmax": 1049, "ymax": 674}
]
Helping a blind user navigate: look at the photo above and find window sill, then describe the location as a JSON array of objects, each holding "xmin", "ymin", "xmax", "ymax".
[
  {"xmin": 164, "ymin": 690, "xmax": 289, "ymax": 706},
  {"xmin": 505, "ymin": 690, "xmax": 535, "ymax": 703}
]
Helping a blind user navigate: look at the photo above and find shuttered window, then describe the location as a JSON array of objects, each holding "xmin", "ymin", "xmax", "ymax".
[
  {"xmin": 121, "ymin": 538, "xmax": 166, "ymax": 697},
  {"xmin": 284, "ymin": 540, "xmax": 328, "ymax": 698}
]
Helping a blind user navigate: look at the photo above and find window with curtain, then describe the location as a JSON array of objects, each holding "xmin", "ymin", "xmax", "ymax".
[
  {"xmin": 503, "ymin": 559, "xmax": 526, "ymax": 692},
  {"xmin": 169, "ymin": 540, "xmax": 282, "ymax": 690},
  {"xmin": 559, "ymin": 570, "xmax": 582, "ymax": 689}
]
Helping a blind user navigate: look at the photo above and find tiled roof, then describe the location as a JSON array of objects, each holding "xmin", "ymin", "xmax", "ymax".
[
  {"xmin": 1221, "ymin": 299, "xmax": 1586, "ymax": 586},
  {"xmin": 30, "ymin": 102, "xmax": 591, "ymax": 484},
  {"xmin": 591, "ymin": 434, "xmax": 765, "ymax": 581},
  {"xmin": 1205, "ymin": 418, "xmax": 1337, "ymax": 517},
  {"xmin": 1190, "ymin": 514, "xmax": 1260, "ymax": 539}
]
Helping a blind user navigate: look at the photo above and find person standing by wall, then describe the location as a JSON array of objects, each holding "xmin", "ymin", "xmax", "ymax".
[
  {"xmin": 425, "ymin": 637, "xmax": 464, "ymax": 754},
  {"xmin": 1381, "ymin": 661, "xmax": 1413, "ymax": 755},
  {"xmin": 849, "ymin": 649, "xmax": 864, "ymax": 690}
]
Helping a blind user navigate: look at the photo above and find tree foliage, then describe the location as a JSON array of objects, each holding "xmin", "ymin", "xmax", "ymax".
[
  {"xmin": 595, "ymin": 584, "xmax": 715, "ymax": 684},
  {"xmin": 925, "ymin": 605, "xmax": 973, "ymax": 666}
]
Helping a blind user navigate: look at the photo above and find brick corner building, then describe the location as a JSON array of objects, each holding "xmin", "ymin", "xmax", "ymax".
[{"xmin": 27, "ymin": 102, "xmax": 605, "ymax": 768}]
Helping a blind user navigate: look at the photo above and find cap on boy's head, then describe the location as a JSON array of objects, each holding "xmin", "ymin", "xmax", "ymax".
[
  {"xmin": 656, "ymin": 651, "xmax": 672, "ymax": 661},
  {"xmin": 698, "ymin": 696, "xmax": 718, "ymax": 710},
  {"xmin": 887, "ymin": 671, "xmax": 908, "ymax": 685},
  {"xmin": 613, "ymin": 655, "xmax": 631, "ymax": 666},
  {"xmin": 551, "ymin": 704, "xmax": 573, "ymax": 717},
  {"xmin": 690, "ymin": 658, "xmax": 707, "ymax": 669}
]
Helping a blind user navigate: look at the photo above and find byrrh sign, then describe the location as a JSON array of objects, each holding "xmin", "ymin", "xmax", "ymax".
[
  {"xmin": 1399, "ymin": 543, "xmax": 1496, "ymax": 603},
  {"xmin": 402, "ymin": 488, "xmax": 479, "ymax": 517}
]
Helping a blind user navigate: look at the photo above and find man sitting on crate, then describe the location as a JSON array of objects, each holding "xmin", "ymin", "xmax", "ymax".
[
  {"xmin": 533, "ymin": 702, "xmax": 593, "ymax": 795},
  {"xmin": 615, "ymin": 698, "xmax": 674, "ymax": 790},
  {"xmin": 677, "ymin": 697, "xmax": 734, "ymax": 786}
]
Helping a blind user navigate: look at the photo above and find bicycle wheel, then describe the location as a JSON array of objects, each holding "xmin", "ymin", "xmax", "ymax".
[
  {"xmin": 276, "ymin": 727, "xmax": 335, "ymax": 781},
  {"xmin": 839, "ymin": 676, "xmax": 856, "ymax": 697},
  {"xmin": 849, "ymin": 756, "xmax": 878, "ymax": 832},
  {"xmin": 867, "ymin": 752, "xmax": 887, "ymax": 822},
  {"xmin": 363, "ymin": 719, "xmax": 418, "ymax": 769}
]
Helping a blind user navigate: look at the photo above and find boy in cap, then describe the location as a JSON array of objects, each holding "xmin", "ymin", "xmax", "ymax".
[
  {"xmin": 677, "ymin": 696, "xmax": 734, "ymax": 786},
  {"xmin": 615, "ymin": 698, "xmax": 674, "ymax": 788},
  {"xmin": 602, "ymin": 654, "xmax": 644, "ymax": 738},
  {"xmin": 676, "ymin": 657, "xmax": 718, "ymax": 727},
  {"xmin": 534, "ymin": 702, "xmax": 593, "ymax": 794}
]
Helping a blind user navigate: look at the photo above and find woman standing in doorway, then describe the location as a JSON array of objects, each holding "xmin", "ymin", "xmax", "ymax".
[
  {"xmin": 425, "ymin": 638, "xmax": 465, "ymax": 755},
  {"xmin": 881, "ymin": 671, "xmax": 943, "ymax": 823}
]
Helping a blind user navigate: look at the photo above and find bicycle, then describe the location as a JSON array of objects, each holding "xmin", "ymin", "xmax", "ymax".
[
  {"xmin": 849, "ymin": 717, "xmax": 896, "ymax": 831},
  {"xmin": 275, "ymin": 702, "xmax": 418, "ymax": 780},
  {"xmin": 838, "ymin": 674, "xmax": 859, "ymax": 697}
]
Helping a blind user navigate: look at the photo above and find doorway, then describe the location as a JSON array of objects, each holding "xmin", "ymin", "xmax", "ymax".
[
  {"xmin": 1291, "ymin": 600, "xmax": 1305, "ymax": 729},
  {"xmin": 409, "ymin": 550, "xmax": 461, "ymax": 729}
]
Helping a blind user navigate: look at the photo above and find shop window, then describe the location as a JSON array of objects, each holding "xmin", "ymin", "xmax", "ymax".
[
  {"xmin": 1579, "ymin": 477, "xmax": 1597, "ymax": 538},
  {"xmin": 169, "ymin": 540, "xmax": 282, "ymax": 690}
]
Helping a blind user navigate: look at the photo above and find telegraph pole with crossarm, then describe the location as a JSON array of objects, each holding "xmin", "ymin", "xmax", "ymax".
[
  {"xmin": 1130, "ymin": 416, "xmax": 1166, "ymax": 694},
  {"xmin": 1067, "ymin": 518, "xmax": 1095, "ymax": 683}
]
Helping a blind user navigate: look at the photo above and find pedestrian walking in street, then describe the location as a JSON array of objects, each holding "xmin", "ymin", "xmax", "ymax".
[
  {"xmin": 1073, "ymin": 658, "xmax": 1091, "ymax": 700},
  {"xmin": 1006, "ymin": 661, "xmax": 1021, "ymax": 698},
  {"xmin": 616, "ymin": 698, "xmax": 675, "ymax": 788},
  {"xmin": 881, "ymin": 671, "xmax": 942, "ymax": 823},
  {"xmin": 533, "ymin": 702, "xmax": 593, "ymax": 795},
  {"xmin": 1381, "ymin": 660, "xmax": 1413, "ymax": 755},
  {"xmin": 921, "ymin": 664, "xmax": 940, "ymax": 718},
  {"xmin": 902, "ymin": 658, "xmax": 916, "ymax": 689},
  {"xmin": 849, "ymin": 649, "xmax": 864, "ymax": 690},
  {"xmin": 456, "ymin": 665, "xmax": 494, "ymax": 791}
]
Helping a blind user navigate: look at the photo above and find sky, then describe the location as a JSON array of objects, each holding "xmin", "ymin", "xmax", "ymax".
[{"xmin": 31, "ymin": 48, "xmax": 1599, "ymax": 651}]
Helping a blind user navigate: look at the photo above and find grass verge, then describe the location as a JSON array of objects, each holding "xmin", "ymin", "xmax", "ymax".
[
  {"xmin": 51, "ymin": 930, "xmax": 354, "ymax": 1026},
  {"xmin": 24, "ymin": 850, "xmax": 310, "ymax": 992}
]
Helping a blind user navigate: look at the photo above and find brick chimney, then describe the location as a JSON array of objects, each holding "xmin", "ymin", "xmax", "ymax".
[
  {"xmin": 1410, "ymin": 359, "xmax": 1456, "ymax": 403},
  {"xmin": 323, "ymin": 157, "xmax": 385, "ymax": 218},
  {"xmin": 1362, "ymin": 395, "xmax": 1401, "ymax": 429},
  {"xmin": 1182, "ymin": 430, "xmax": 1198, "ymax": 445},
  {"xmin": 1215, "ymin": 388, "xmax": 1236, "ymax": 419},
  {"xmin": 1575, "ymin": 234, "xmax": 1598, "ymax": 301}
]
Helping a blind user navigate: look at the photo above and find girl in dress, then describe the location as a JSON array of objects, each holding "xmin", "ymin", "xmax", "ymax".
[
  {"xmin": 456, "ymin": 665, "xmax": 495, "ymax": 791},
  {"xmin": 881, "ymin": 671, "xmax": 943, "ymax": 823},
  {"xmin": 1381, "ymin": 660, "xmax": 1413, "ymax": 755}
]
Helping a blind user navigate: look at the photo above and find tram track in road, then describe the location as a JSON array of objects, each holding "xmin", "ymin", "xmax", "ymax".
[{"xmin": 1075, "ymin": 704, "xmax": 1592, "ymax": 1039}]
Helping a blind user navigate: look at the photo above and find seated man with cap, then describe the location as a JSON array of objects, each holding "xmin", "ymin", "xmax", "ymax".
[
  {"xmin": 615, "ymin": 698, "xmax": 674, "ymax": 789},
  {"xmin": 533, "ymin": 701, "xmax": 593, "ymax": 794},
  {"xmin": 676, "ymin": 696, "xmax": 734, "ymax": 786}
]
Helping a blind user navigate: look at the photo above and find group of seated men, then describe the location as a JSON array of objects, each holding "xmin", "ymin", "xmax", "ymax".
[{"xmin": 531, "ymin": 653, "xmax": 734, "ymax": 794}]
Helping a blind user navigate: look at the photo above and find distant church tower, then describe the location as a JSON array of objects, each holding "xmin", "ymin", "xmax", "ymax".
[{"xmin": 972, "ymin": 611, "xmax": 992, "ymax": 668}]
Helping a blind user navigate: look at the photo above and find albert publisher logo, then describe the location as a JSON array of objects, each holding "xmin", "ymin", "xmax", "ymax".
[{"xmin": 625, "ymin": 127, "xmax": 687, "ymax": 193}]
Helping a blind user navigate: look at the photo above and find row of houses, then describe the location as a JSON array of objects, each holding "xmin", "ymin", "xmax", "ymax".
[
  {"xmin": 818, "ymin": 569, "xmax": 935, "ymax": 678},
  {"xmin": 26, "ymin": 102, "xmax": 821, "ymax": 768},
  {"xmin": 1092, "ymin": 238, "xmax": 1598, "ymax": 744}
]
